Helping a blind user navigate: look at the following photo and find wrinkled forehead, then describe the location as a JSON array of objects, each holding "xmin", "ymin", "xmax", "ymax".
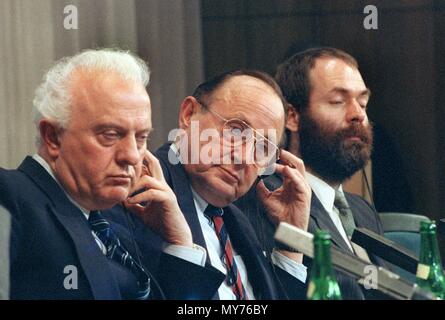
[{"xmin": 210, "ymin": 76, "xmax": 285, "ymax": 138}]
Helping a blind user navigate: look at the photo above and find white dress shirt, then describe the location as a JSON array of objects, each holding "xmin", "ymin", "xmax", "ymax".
[
  {"xmin": 305, "ymin": 172, "xmax": 354, "ymax": 252},
  {"xmin": 33, "ymin": 152, "xmax": 308, "ymax": 298},
  {"xmin": 190, "ymin": 187, "xmax": 308, "ymax": 299},
  {"xmin": 191, "ymin": 187, "xmax": 255, "ymax": 299},
  {"xmin": 167, "ymin": 144, "xmax": 307, "ymax": 300}
]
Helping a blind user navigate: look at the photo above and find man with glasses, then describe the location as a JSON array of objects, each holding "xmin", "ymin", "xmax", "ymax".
[
  {"xmin": 237, "ymin": 48, "xmax": 389, "ymax": 299},
  {"xmin": 125, "ymin": 70, "xmax": 312, "ymax": 299},
  {"xmin": 191, "ymin": 99, "xmax": 280, "ymax": 171}
]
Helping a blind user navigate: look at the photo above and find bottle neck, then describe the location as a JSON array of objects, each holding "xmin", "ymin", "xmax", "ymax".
[
  {"xmin": 312, "ymin": 240, "xmax": 334, "ymax": 279},
  {"xmin": 419, "ymin": 230, "xmax": 443, "ymax": 268}
]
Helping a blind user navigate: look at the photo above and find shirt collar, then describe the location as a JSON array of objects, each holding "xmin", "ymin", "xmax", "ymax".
[
  {"xmin": 32, "ymin": 154, "xmax": 90, "ymax": 218},
  {"xmin": 170, "ymin": 143, "xmax": 220, "ymax": 214},
  {"xmin": 190, "ymin": 185, "xmax": 209, "ymax": 214},
  {"xmin": 305, "ymin": 171, "xmax": 343, "ymax": 213}
]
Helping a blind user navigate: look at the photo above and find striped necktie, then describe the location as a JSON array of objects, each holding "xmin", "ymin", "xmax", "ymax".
[
  {"xmin": 204, "ymin": 205, "xmax": 247, "ymax": 300},
  {"xmin": 88, "ymin": 210, "xmax": 150, "ymax": 300}
]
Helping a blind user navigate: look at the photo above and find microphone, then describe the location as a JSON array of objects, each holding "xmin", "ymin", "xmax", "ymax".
[
  {"xmin": 274, "ymin": 222, "xmax": 437, "ymax": 300},
  {"xmin": 351, "ymin": 228, "xmax": 419, "ymax": 274}
]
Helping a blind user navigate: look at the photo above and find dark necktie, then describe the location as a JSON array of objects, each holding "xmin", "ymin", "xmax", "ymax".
[
  {"xmin": 204, "ymin": 205, "xmax": 247, "ymax": 300},
  {"xmin": 88, "ymin": 210, "xmax": 150, "ymax": 300}
]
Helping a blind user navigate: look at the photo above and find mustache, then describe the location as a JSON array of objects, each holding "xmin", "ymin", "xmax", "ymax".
[{"xmin": 338, "ymin": 123, "xmax": 373, "ymax": 144}]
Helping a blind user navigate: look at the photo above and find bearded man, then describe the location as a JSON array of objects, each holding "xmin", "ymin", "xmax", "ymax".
[{"xmin": 236, "ymin": 47, "xmax": 389, "ymax": 299}]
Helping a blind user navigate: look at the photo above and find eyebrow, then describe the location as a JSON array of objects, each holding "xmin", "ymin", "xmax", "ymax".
[
  {"xmin": 231, "ymin": 115, "xmax": 280, "ymax": 142},
  {"xmin": 94, "ymin": 123, "xmax": 153, "ymax": 134},
  {"xmin": 230, "ymin": 112, "xmax": 254, "ymax": 127},
  {"xmin": 201, "ymin": 99, "xmax": 278, "ymax": 142},
  {"xmin": 329, "ymin": 87, "xmax": 372, "ymax": 98}
]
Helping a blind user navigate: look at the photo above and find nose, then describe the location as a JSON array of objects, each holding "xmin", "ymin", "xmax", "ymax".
[
  {"xmin": 230, "ymin": 141, "xmax": 256, "ymax": 167},
  {"xmin": 116, "ymin": 136, "xmax": 141, "ymax": 167},
  {"xmin": 345, "ymin": 99, "xmax": 366, "ymax": 124}
]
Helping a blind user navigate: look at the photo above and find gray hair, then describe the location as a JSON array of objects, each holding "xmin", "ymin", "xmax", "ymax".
[{"xmin": 33, "ymin": 48, "xmax": 150, "ymax": 146}]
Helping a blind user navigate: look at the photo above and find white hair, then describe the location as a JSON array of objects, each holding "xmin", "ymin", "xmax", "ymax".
[{"xmin": 33, "ymin": 48, "xmax": 150, "ymax": 146}]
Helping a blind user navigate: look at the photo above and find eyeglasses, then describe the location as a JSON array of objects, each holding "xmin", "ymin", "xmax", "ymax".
[{"xmin": 195, "ymin": 98, "xmax": 280, "ymax": 168}]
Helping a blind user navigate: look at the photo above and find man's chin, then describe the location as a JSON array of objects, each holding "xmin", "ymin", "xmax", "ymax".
[
  {"xmin": 96, "ymin": 188, "xmax": 130, "ymax": 209},
  {"xmin": 341, "ymin": 139, "xmax": 367, "ymax": 150},
  {"xmin": 205, "ymin": 184, "xmax": 237, "ymax": 207}
]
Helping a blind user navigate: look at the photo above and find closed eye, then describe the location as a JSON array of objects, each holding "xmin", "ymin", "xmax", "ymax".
[
  {"xmin": 136, "ymin": 135, "xmax": 149, "ymax": 147},
  {"xmin": 358, "ymin": 98, "xmax": 369, "ymax": 109},
  {"xmin": 102, "ymin": 131, "xmax": 120, "ymax": 140},
  {"xmin": 330, "ymin": 100, "xmax": 345, "ymax": 105}
]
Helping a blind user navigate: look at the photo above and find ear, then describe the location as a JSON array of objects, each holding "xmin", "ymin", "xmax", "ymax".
[
  {"xmin": 285, "ymin": 104, "xmax": 300, "ymax": 133},
  {"xmin": 39, "ymin": 120, "xmax": 63, "ymax": 158},
  {"xmin": 178, "ymin": 96, "xmax": 201, "ymax": 129}
]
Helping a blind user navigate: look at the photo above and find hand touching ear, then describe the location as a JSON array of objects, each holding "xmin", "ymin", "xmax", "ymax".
[{"xmin": 257, "ymin": 150, "xmax": 311, "ymax": 231}]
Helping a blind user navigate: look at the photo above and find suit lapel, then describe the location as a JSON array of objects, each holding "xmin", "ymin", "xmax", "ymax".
[
  {"xmin": 310, "ymin": 192, "xmax": 352, "ymax": 251},
  {"xmin": 267, "ymin": 173, "xmax": 352, "ymax": 251},
  {"xmin": 345, "ymin": 193, "xmax": 371, "ymax": 230},
  {"xmin": 155, "ymin": 144, "xmax": 208, "ymax": 250},
  {"xmin": 344, "ymin": 193, "xmax": 388, "ymax": 267},
  {"xmin": 156, "ymin": 144, "xmax": 221, "ymax": 299},
  {"xmin": 223, "ymin": 205, "xmax": 280, "ymax": 299},
  {"xmin": 19, "ymin": 157, "xmax": 121, "ymax": 299}
]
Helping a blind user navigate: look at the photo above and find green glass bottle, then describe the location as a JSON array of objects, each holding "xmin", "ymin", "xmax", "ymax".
[
  {"xmin": 415, "ymin": 220, "xmax": 445, "ymax": 299},
  {"xmin": 307, "ymin": 230, "xmax": 342, "ymax": 300}
]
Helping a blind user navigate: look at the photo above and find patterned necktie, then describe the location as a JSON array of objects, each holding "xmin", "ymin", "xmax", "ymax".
[
  {"xmin": 88, "ymin": 210, "xmax": 150, "ymax": 300},
  {"xmin": 334, "ymin": 189, "xmax": 357, "ymax": 237},
  {"xmin": 204, "ymin": 205, "xmax": 247, "ymax": 300}
]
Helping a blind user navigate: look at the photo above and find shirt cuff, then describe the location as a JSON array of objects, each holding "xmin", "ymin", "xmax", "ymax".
[
  {"xmin": 271, "ymin": 249, "xmax": 307, "ymax": 283},
  {"xmin": 162, "ymin": 242, "xmax": 207, "ymax": 267}
]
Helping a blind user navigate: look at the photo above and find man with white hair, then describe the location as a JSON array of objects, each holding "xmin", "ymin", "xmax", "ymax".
[{"xmin": 0, "ymin": 48, "xmax": 223, "ymax": 299}]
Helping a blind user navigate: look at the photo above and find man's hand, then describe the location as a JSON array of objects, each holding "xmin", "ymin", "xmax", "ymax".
[
  {"xmin": 256, "ymin": 150, "xmax": 311, "ymax": 261},
  {"xmin": 124, "ymin": 150, "xmax": 193, "ymax": 247},
  {"xmin": 257, "ymin": 150, "xmax": 311, "ymax": 230}
]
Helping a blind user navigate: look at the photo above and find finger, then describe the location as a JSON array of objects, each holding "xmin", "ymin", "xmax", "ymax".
[
  {"xmin": 132, "ymin": 174, "xmax": 167, "ymax": 194},
  {"xmin": 273, "ymin": 163, "xmax": 285, "ymax": 174},
  {"xmin": 256, "ymin": 179, "xmax": 271, "ymax": 203},
  {"xmin": 274, "ymin": 163, "xmax": 303, "ymax": 179},
  {"xmin": 123, "ymin": 202, "xmax": 146, "ymax": 216},
  {"xmin": 280, "ymin": 165, "xmax": 308, "ymax": 192},
  {"xmin": 268, "ymin": 165, "xmax": 303, "ymax": 194},
  {"xmin": 127, "ymin": 188, "xmax": 171, "ymax": 205},
  {"xmin": 279, "ymin": 150, "xmax": 306, "ymax": 174},
  {"xmin": 124, "ymin": 202, "xmax": 160, "ymax": 226},
  {"xmin": 143, "ymin": 150, "xmax": 166, "ymax": 182},
  {"xmin": 275, "ymin": 160, "xmax": 306, "ymax": 184}
]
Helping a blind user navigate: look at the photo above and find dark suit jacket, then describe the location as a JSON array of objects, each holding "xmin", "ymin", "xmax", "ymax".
[
  {"xmin": 0, "ymin": 156, "xmax": 223, "ymax": 299},
  {"xmin": 155, "ymin": 143, "xmax": 303, "ymax": 299},
  {"xmin": 235, "ymin": 173, "xmax": 389, "ymax": 300}
]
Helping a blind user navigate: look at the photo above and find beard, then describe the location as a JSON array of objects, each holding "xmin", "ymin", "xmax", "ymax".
[{"xmin": 298, "ymin": 112, "xmax": 373, "ymax": 184}]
